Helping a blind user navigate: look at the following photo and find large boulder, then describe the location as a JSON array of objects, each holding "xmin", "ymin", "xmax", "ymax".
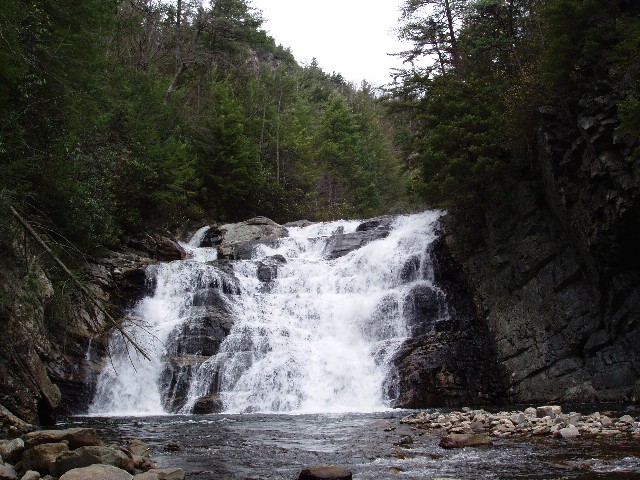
[
  {"xmin": 322, "ymin": 218, "xmax": 392, "ymax": 260},
  {"xmin": 24, "ymin": 428, "xmax": 102, "ymax": 450},
  {"xmin": 191, "ymin": 395, "xmax": 223, "ymax": 414},
  {"xmin": 20, "ymin": 443, "xmax": 69, "ymax": 475},
  {"xmin": 439, "ymin": 433, "xmax": 493, "ymax": 449},
  {"xmin": 125, "ymin": 440, "xmax": 150, "ymax": 459},
  {"xmin": 59, "ymin": 465, "xmax": 133, "ymax": 480},
  {"xmin": 0, "ymin": 463, "xmax": 18, "ymax": 480},
  {"xmin": 257, "ymin": 255, "xmax": 287, "ymax": 284},
  {"xmin": 51, "ymin": 446, "xmax": 135, "ymax": 477},
  {"xmin": 215, "ymin": 217, "xmax": 288, "ymax": 259},
  {"xmin": 0, "ymin": 439, "xmax": 24, "ymax": 464}
]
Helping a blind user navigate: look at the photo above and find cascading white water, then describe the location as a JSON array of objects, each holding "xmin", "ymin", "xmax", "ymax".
[
  {"xmin": 89, "ymin": 228, "xmax": 221, "ymax": 415},
  {"xmin": 89, "ymin": 211, "xmax": 444, "ymax": 415}
]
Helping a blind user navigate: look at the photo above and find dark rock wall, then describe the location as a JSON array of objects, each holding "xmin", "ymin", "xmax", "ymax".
[
  {"xmin": 457, "ymin": 88, "xmax": 640, "ymax": 403},
  {"xmin": 0, "ymin": 232, "xmax": 185, "ymax": 431},
  {"xmin": 0, "ymin": 263, "xmax": 111, "ymax": 431},
  {"xmin": 391, "ymin": 232, "xmax": 505, "ymax": 408}
]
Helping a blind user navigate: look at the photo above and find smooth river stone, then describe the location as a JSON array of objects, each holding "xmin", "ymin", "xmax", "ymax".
[{"xmin": 298, "ymin": 465, "xmax": 353, "ymax": 480}]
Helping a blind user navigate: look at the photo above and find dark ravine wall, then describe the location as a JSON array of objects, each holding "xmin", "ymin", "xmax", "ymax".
[
  {"xmin": 455, "ymin": 86, "xmax": 640, "ymax": 404},
  {"xmin": 0, "ymin": 232, "xmax": 185, "ymax": 434},
  {"xmin": 391, "ymin": 231, "xmax": 504, "ymax": 408}
]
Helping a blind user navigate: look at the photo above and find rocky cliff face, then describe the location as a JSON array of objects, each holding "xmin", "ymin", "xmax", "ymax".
[
  {"xmin": 391, "ymin": 231, "xmax": 504, "ymax": 408},
  {"xmin": 0, "ymin": 232, "xmax": 185, "ymax": 432},
  {"xmin": 457, "ymin": 86, "xmax": 640, "ymax": 403}
]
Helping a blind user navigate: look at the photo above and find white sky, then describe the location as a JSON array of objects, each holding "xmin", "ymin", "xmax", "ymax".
[{"xmin": 249, "ymin": 0, "xmax": 410, "ymax": 88}]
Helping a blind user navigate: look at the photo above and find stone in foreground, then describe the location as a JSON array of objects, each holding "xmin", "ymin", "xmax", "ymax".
[
  {"xmin": 559, "ymin": 426, "xmax": 580, "ymax": 438},
  {"xmin": 19, "ymin": 472, "xmax": 40, "ymax": 480},
  {"xmin": 24, "ymin": 428, "xmax": 102, "ymax": 450},
  {"xmin": 0, "ymin": 463, "xmax": 18, "ymax": 480},
  {"xmin": 439, "ymin": 434, "xmax": 493, "ymax": 449},
  {"xmin": 59, "ymin": 465, "xmax": 133, "ymax": 480},
  {"xmin": 147, "ymin": 468, "xmax": 185, "ymax": 480},
  {"xmin": 20, "ymin": 442, "xmax": 69, "ymax": 474},
  {"xmin": 298, "ymin": 465, "xmax": 353, "ymax": 480},
  {"xmin": 126, "ymin": 440, "xmax": 151, "ymax": 458},
  {"xmin": 536, "ymin": 406, "xmax": 562, "ymax": 418},
  {"xmin": 0, "ymin": 439, "xmax": 24, "ymax": 464},
  {"xmin": 51, "ymin": 446, "xmax": 135, "ymax": 477}
]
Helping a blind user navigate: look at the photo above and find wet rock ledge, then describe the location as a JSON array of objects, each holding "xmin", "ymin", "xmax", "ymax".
[
  {"xmin": 0, "ymin": 428, "xmax": 184, "ymax": 480},
  {"xmin": 401, "ymin": 405, "xmax": 640, "ymax": 439}
]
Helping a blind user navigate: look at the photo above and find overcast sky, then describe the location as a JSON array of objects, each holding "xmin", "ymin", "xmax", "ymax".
[{"xmin": 249, "ymin": 0, "xmax": 410, "ymax": 88}]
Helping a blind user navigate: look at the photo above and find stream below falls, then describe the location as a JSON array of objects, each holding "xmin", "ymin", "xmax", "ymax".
[{"xmin": 62, "ymin": 411, "xmax": 640, "ymax": 479}]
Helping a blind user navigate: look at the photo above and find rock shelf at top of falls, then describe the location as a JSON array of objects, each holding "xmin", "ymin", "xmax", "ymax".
[{"xmin": 88, "ymin": 212, "xmax": 502, "ymax": 417}]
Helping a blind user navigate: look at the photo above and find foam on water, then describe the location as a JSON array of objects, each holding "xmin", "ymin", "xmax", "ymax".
[{"xmin": 90, "ymin": 211, "xmax": 443, "ymax": 415}]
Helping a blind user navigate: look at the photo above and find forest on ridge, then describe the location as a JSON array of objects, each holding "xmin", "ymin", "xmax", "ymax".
[
  {"xmin": 0, "ymin": 0, "xmax": 410, "ymax": 256},
  {"xmin": 1, "ymin": 0, "xmax": 639, "ymax": 257}
]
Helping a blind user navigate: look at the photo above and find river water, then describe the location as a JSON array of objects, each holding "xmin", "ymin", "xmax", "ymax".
[{"xmin": 62, "ymin": 411, "xmax": 640, "ymax": 479}]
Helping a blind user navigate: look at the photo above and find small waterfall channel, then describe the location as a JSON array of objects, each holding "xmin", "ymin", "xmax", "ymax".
[{"xmin": 89, "ymin": 211, "xmax": 446, "ymax": 415}]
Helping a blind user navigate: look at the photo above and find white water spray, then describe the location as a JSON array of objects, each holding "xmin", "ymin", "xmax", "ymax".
[{"xmin": 89, "ymin": 212, "xmax": 444, "ymax": 415}]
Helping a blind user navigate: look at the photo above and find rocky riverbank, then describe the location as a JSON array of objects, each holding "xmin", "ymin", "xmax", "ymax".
[
  {"xmin": 401, "ymin": 404, "xmax": 640, "ymax": 440},
  {"xmin": 0, "ymin": 427, "xmax": 184, "ymax": 480}
]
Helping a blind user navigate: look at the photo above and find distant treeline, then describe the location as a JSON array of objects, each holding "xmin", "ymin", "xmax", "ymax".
[{"xmin": 0, "ymin": 0, "xmax": 411, "ymax": 253}]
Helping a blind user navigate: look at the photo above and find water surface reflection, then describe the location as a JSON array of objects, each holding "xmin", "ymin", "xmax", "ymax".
[{"xmin": 62, "ymin": 412, "xmax": 640, "ymax": 479}]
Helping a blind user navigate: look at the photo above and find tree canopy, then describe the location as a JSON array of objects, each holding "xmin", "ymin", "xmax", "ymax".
[
  {"xmin": 0, "ymin": 0, "xmax": 412, "ymax": 255},
  {"xmin": 387, "ymin": 0, "xmax": 640, "ymax": 227}
]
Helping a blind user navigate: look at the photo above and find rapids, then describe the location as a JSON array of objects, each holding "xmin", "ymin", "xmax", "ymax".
[{"xmin": 90, "ymin": 211, "xmax": 445, "ymax": 415}]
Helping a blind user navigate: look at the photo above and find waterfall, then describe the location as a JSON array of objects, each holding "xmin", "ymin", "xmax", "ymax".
[{"xmin": 89, "ymin": 211, "xmax": 445, "ymax": 415}]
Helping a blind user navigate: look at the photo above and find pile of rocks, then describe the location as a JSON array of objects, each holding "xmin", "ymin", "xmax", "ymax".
[
  {"xmin": 401, "ymin": 405, "xmax": 640, "ymax": 439},
  {"xmin": 0, "ymin": 427, "xmax": 184, "ymax": 480}
]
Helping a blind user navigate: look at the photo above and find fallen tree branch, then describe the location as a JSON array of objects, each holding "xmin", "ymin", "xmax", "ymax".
[{"xmin": 9, "ymin": 206, "xmax": 151, "ymax": 361}]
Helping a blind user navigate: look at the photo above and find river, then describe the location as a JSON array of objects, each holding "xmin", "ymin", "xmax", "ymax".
[{"xmin": 61, "ymin": 411, "xmax": 640, "ymax": 479}]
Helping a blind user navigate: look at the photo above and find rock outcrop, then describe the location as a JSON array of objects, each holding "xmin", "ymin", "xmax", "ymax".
[
  {"xmin": 48, "ymin": 232, "xmax": 187, "ymax": 416},
  {"xmin": 206, "ymin": 217, "xmax": 289, "ymax": 259},
  {"xmin": 158, "ymin": 263, "xmax": 239, "ymax": 412},
  {"xmin": 456, "ymin": 86, "xmax": 640, "ymax": 403},
  {"xmin": 322, "ymin": 217, "xmax": 392, "ymax": 260},
  {"xmin": 0, "ymin": 229, "xmax": 184, "ymax": 429},
  {"xmin": 391, "ymin": 231, "xmax": 504, "ymax": 408}
]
